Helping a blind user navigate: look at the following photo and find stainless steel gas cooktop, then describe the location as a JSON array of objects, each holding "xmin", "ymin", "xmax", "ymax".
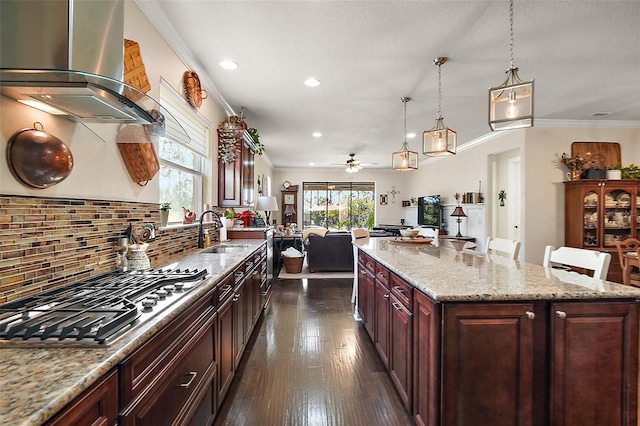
[{"xmin": 0, "ymin": 268, "xmax": 209, "ymax": 347}]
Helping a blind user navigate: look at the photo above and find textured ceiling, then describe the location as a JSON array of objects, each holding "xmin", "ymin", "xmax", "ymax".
[{"xmin": 140, "ymin": 0, "xmax": 640, "ymax": 170}]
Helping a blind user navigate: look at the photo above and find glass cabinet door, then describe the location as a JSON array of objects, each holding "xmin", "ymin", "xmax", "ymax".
[
  {"xmin": 583, "ymin": 190, "xmax": 599, "ymax": 247},
  {"xmin": 603, "ymin": 187, "xmax": 632, "ymax": 248}
]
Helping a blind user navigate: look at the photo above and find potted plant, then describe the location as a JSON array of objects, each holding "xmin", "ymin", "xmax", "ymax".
[
  {"xmin": 248, "ymin": 128, "xmax": 265, "ymax": 155},
  {"xmin": 619, "ymin": 164, "xmax": 640, "ymax": 180},
  {"xmin": 223, "ymin": 208, "xmax": 236, "ymax": 228},
  {"xmin": 159, "ymin": 203, "xmax": 171, "ymax": 227},
  {"xmin": 560, "ymin": 152, "xmax": 586, "ymax": 181}
]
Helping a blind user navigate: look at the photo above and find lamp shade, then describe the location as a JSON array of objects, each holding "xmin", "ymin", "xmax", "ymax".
[
  {"xmin": 284, "ymin": 204, "xmax": 296, "ymax": 215},
  {"xmin": 256, "ymin": 196, "xmax": 278, "ymax": 212},
  {"xmin": 450, "ymin": 206, "xmax": 467, "ymax": 217}
]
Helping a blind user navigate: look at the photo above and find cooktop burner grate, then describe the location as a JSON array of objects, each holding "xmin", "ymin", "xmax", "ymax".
[{"xmin": 0, "ymin": 268, "xmax": 208, "ymax": 346}]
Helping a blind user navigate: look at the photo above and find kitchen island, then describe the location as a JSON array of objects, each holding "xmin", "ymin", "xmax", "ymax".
[
  {"xmin": 0, "ymin": 240, "xmax": 266, "ymax": 426},
  {"xmin": 355, "ymin": 237, "xmax": 640, "ymax": 426}
]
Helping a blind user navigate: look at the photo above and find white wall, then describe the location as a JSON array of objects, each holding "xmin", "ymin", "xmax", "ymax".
[{"xmin": 402, "ymin": 125, "xmax": 640, "ymax": 264}]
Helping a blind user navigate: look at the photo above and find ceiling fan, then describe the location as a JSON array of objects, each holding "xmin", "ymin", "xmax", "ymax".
[{"xmin": 331, "ymin": 153, "xmax": 376, "ymax": 173}]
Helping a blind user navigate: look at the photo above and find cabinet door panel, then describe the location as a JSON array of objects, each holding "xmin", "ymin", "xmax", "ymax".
[
  {"xmin": 390, "ymin": 294, "xmax": 412, "ymax": 411},
  {"xmin": 374, "ymin": 279, "xmax": 390, "ymax": 368},
  {"xmin": 442, "ymin": 303, "xmax": 534, "ymax": 426},
  {"xmin": 413, "ymin": 291, "xmax": 440, "ymax": 426},
  {"xmin": 551, "ymin": 301, "xmax": 638, "ymax": 426}
]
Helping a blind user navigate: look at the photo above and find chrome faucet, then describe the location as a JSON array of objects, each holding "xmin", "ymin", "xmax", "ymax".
[{"xmin": 198, "ymin": 209, "xmax": 223, "ymax": 248}]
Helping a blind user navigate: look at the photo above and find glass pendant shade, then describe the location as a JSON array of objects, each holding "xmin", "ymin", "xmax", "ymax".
[
  {"xmin": 392, "ymin": 96, "xmax": 418, "ymax": 171},
  {"xmin": 489, "ymin": 67, "xmax": 534, "ymax": 131},
  {"xmin": 423, "ymin": 116, "xmax": 457, "ymax": 156}
]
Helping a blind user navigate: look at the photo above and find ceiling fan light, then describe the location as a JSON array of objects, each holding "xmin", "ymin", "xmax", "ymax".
[{"xmin": 423, "ymin": 116, "xmax": 457, "ymax": 156}]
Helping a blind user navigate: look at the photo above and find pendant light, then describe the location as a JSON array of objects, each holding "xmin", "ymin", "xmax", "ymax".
[
  {"xmin": 392, "ymin": 97, "xmax": 419, "ymax": 171},
  {"xmin": 423, "ymin": 57, "xmax": 457, "ymax": 156},
  {"xmin": 488, "ymin": 0, "xmax": 534, "ymax": 131}
]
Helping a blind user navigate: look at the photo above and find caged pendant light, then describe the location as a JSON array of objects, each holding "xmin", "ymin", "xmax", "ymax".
[
  {"xmin": 488, "ymin": 0, "xmax": 534, "ymax": 131},
  {"xmin": 423, "ymin": 57, "xmax": 457, "ymax": 156},
  {"xmin": 392, "ymin": 97, "xmax": 419, "ymax": 171}
]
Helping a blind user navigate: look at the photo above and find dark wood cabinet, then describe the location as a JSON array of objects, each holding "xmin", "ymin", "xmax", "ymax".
[
  {"xmin": 357, "ymin": 251, "xmax": 375, "ymax": 340},
  {"xmin": 442, "ymin": 302, "xmax": 535, "ymax": 426},
  {"xmin": 412, "ymin": 293, "xmax": 638, "ymax": 426},
  {"xmin": 374, "ymin": 277, "xmax": 391, "ymax": 368},
  {"xmin": 565, "ymin": 180, "xmax": 640, "ymax": 282},
  {"xmin": 217, "ymin": 276, "xmax": 235, "ymax": 403},
  {"xmin": 45, "ymin": 369, "xmax": 118, "ymax": 426},
  {"xmin": 119, "ymin": 287, "xmax": 218, "ymax": 426},
  {"xmin": 413, "ymin": 291, "xmax": 440, "ymax": 426},
  {"xmin": 218, "ymin": 129, "xmax": 255, "ymax": 207},
  {"xmin": 550, "ymin": 301, "xmax": 638, "ymax": 425},
  {"xmin": 389, "ymin": 273, "xmax": 413, "ymax": 412}
]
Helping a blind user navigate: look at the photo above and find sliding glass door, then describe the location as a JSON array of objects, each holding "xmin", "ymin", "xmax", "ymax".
[{"xmin": 302, "ymin": 182, "xmax": 375, "ymax": 230}]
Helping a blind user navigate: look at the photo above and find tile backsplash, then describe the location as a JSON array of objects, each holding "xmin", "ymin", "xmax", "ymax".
[{"xmin": 0, "ymin": 195, "xmax": 220, "ymax": 303}]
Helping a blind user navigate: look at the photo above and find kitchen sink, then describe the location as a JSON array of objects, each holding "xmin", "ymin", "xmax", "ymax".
[{"xmin": 200, "ymin": 244, "xmax": 250, "ymax": 254}]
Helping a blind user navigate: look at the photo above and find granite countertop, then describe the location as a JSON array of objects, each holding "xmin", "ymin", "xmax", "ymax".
[
  {"xmin": 0, "ymin": 240, "xmax": 265, "ymax": 426},
  {"xmin": 355, "ymin": 237, "xmax": 640, "ymax": 302}
]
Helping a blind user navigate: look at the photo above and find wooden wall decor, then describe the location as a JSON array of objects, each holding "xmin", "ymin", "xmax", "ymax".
[
  {"xmin": 183, "ymin": 70, "xmax": 208, "ymax": 108},
  {"xmin": 123, "ymin": 39, "xmax": 151, "ymax": 101}
]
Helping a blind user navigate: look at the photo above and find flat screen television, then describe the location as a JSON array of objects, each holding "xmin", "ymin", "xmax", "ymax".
[{"xmin": 418, "ymin": 195, "xmax": 441, "ymax": 228}]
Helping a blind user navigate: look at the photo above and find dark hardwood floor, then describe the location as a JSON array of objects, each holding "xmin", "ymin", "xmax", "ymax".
[{"xmin": 214, "ymin": 278, "xmax": 415, "ymax": 426}]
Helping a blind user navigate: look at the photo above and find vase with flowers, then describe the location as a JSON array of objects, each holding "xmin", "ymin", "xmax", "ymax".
[
  {"xmin": 560, "ymin": 153, "xmax": 586, "ymax": 181},
  {"xmin": 159, "ymin": 202, "xmax": 171, "ymax": 227}
]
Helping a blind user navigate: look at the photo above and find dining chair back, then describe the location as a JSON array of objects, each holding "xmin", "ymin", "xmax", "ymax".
[
  {"xmin": 615, "ymin": 238, "xmax": 640, "ymax": 286},
  {"xmin": 485, "ymin": 237, "xmax": 521, "ymax": 260},
  {"xmin": 542, "ymin": 245, "xmax": 611, "ymax": 280},
  {"xmin": 418, "ymin": 227, "xmax": 439, "ymax": 241},
  {"xmin": 351, "ymin": 228, "xmax": 370, "ymax": 304}
]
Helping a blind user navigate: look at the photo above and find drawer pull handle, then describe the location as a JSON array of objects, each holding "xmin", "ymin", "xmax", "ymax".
[
  {"xmin": 556, "ymin": 310, "xmax": 567, "ymax": 319},
  {"xmin": 180, "ymin": 371, "xmax": 197, "ymax": 388},
  {"xmin": 220, "ymin": 285, "xmax": 232, "ymax": 292},
  {"xmin": 384, "ymin": 294, "xmax": 390, "ymax": 299},
  {"xmin": 393, "ymin": 286, "xmax": 405, "ymax": 294},
  {"xmin": 525, "ymin": 311, "xmax": 535, "ymax": 320}
]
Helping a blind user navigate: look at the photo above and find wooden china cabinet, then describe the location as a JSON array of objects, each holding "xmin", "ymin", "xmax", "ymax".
[{"xmin": 565, "ymin": 179, "xmax": 640, "ymax": 282}]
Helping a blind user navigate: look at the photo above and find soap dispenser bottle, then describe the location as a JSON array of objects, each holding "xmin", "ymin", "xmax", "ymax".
[{"xmin": 204, "ymin": 229, "xmax": 211, "ymax": 248}]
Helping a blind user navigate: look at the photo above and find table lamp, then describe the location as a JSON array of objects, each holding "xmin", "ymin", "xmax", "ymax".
[
  {"xmin": 284, "ymin": 204, "xmax": 296, "ymax": 225},
  {"xmin": 450, "ymin": 206, "xmax": 467, "ymax": 237},
  {"xmin": 256, "ymin": 196, "xmax": 278, "ymax": 225}
]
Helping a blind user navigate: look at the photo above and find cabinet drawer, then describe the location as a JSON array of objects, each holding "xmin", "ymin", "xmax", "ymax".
[
  {"xmin": 390, "ymin": 273, "xmax": 413, "ymax": 311},
  {"xmin": 119, "ymin": 289, "xmax": 216, "ymax": 406},
  {"xmin": 46, "ymin": 369, "xmax": 118, "ymax": 426},
  {"xmin": 375, "ymin": 262, "xmax": 390, "ymax": 285},
  {"xmin": 120, "ymin": 326, "xmax": 215, "ymax": 426},
  {"xmin": 359, "ymin": 251, "xmax": 375, "ymax": 274}
]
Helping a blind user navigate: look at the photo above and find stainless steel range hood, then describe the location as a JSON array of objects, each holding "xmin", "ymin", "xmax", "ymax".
[{"xmin": 0, "ymin": 0, "xmax": 188, "ymax": 142}]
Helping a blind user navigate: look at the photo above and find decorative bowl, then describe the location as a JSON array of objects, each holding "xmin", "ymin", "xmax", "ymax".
[{"xmin": 400, "ymin": 229, "xmax": 420, "ymax": 238}]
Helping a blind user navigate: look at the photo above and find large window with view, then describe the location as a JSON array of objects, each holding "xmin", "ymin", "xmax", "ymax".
[
  {"xmin": 303, "ymin": 182, "xmax": 375, "ymax": 231},
  {"xmin": 158, "ymin": 80, "xmax": 211, "ymax": 224}
]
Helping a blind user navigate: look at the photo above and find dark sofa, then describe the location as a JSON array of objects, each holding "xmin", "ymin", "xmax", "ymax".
[{"xmin": 305, "ymin": 232, "xmax": 354, "ymax": 272}]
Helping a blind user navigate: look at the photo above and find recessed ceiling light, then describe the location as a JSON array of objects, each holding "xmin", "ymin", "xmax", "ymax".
[
  {"xmin": 588, "ymin": 112, "xmax": 612, "ymax": 117},
  {"xmin": 304, "ymin": 78, "xmax": 321, "ymax": 87},
  {"xmin": 309, "ymin": 162, "xmax": 315, "ymax": 166},
  {"xmin": 312, "ymin": 132, "xmax": 322, "ymax": 138},
  {"xmin": 219, "ymin": 60, "xmax": 239, "ymax": 70},
  {"xmin": 407, "ymin": 132, "xmax": 416, "ymax": 138}
]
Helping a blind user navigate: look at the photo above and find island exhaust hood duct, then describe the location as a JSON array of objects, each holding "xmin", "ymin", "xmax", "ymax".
[{"xmin": 0, "ymin": 0, "xmax": 187, "ymax": 143}]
